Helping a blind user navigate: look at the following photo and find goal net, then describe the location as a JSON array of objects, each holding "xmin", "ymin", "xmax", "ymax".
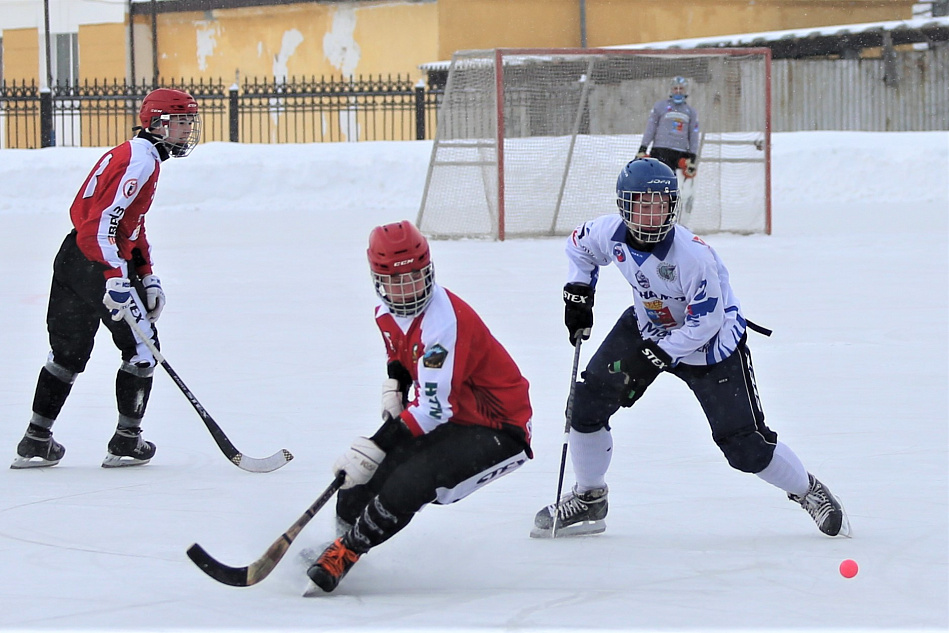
[{"xmin": 417, "ymin": 48, "xmax": 771, "ymax": 240}]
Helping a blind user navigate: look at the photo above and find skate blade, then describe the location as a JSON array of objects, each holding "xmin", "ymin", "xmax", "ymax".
[
  {"xmin": 302, "ymin": 582, "xmax": 328, "ymax": 598},
  {"xmin": 833, "ymin": 500, "xmax": 853, "ymax": 538},
  {"xmin": 529, "ymin": 520, "xmax": 606, "ymax": 539},
  {"xmin": 10, "ymin": 456, "xmax": 61, "ymax": 469},
  {"xmin": 101, "ymin": 454, "xmax": 151, "ymax": 468}
]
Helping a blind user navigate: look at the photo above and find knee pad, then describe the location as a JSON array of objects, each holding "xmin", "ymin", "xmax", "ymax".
[
  {"xmin": 45, "ymin": 356, "xmax": 79, "ymax": 384},
  {"xmin": 120, "ymin": 360, "xmax": 155, "ymax": 378},
  {"xmin": 715, "ymin": 431, "xmax": 776, "ymax": 474},
  {"xmin": 569, "ymin": 380, "xmax": 620, "ymax": 433}
]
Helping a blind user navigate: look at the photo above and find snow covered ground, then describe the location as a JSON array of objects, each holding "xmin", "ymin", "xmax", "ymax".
[{"xmin": 0, "ymin": 131, "xmax": 946, "ymax": 632}]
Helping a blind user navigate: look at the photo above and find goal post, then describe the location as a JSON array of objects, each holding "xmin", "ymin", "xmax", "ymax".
[{"xmin": 417, "ymin": 48, "xmax": 772, "ymax": 240}]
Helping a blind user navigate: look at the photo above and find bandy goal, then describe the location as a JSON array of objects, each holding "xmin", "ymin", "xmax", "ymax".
[{"xmin": 417, "ymin": 48, "xmax": 772, "ymax": 240}]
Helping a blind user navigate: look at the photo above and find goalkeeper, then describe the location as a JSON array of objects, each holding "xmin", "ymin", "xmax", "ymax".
[{"xmin": 636, "ymin": 76, "xmax": 701, "ymax": 181}]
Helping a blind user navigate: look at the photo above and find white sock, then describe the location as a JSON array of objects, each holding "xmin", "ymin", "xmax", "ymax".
[
  {"xmin": 569, "ymin": 427, "xmax": 612, "ymax": 491},
  {"xmin": 756, "ymin": 441, "xmax": 810, "ymax": 496}
]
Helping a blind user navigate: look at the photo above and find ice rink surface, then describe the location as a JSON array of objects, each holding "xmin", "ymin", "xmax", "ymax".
[{"xmin": 0, "ymin": 131, "xmax": 946, "ymax": 632}]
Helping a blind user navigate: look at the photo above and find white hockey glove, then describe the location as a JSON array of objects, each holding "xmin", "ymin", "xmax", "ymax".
[
  {"xmin": 333, "ymin": 437, "xmax": 386, "ymax": 489},
  {"xmin": 141, "ymin": 274, "xmax": 165, "ymax": 323},
  {"xmin": 103, "ymin": 277, "xmax": 133, "ymax": 321},
  {"xmin": 381, "ymin": 378, "xmax": 404, "ymax": 420}
]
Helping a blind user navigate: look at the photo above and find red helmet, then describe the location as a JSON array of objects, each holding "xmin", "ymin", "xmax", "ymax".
[
  {"xmin": 367, "ymin": 221, "xmax": 434, "ymax": 317},
  {"xmin": 138, "ymin": 88, "xmax": 201, "ymax": 157}
]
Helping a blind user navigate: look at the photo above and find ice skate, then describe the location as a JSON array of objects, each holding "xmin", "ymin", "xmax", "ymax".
[
  {"xmin": 11, "ymin": 430, "xmax": 65, "ymax": 469},
  {"xmin": 101, "ymin": 427, "xmax": 156, "ymax": 468},
  {"xmin": 306, "ymin": 537, "xmax": 361, "ymax": 593},
  {"xmin": 530, "ymin": 484, "xmax": 608, "ymax": 538},
  {"xmin": 788, "ymin": 473, "xmax": 851, "ymax": 537}
]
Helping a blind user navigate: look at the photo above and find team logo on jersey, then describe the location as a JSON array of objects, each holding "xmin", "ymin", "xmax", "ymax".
[
  {"xmin": 635, "ymin": 270, "xmax": 650, "ymax": 289},
  {"xmin": 122, "ymin": 178, "xmax": 138, "ymax": 198},
  {"xmin": 657, "ymin": 263, "xmax": 677, "ymax": 282},
  {"xmin": 612, "ymin": 244, "xmax": 626, "ymax": 263},
  {"xmin": 644, "ymin": 300, "xmax": 677, "ymax": 330},
  {"xmin": 422, "ymin": 344, "xmax": 449, "ymax": 369}
]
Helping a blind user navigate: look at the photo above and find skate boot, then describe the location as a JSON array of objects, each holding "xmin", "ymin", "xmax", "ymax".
[
  {"xmin": 11, "ymin": 429, "xmax": 65, "ymax": 469},
  {"xmin": 530, "ymin": 484, "xmax": 608, "ymax": 538},
  {"xmin": 102, "ymin": 427, "xmax": 156, "ymax": 468},
  {"xmin": 788, "ymin": 473, "xmax": 851, "ymax": 537},
  {"xmin": 306, "ymin": 537, "xmax": 361, "ymax": 593}
]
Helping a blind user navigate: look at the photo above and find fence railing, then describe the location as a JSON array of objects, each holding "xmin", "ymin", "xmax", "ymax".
[{"xmin": 0, "ymin": 76, "xmax": 443, "ymax": 149}]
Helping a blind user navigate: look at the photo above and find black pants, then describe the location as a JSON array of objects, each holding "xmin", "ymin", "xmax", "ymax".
[
  {"xmin": 46, "ymin": 231, "xmax": 158, "ymax": 374},
  {"xmin": 337, "ymin": 423, "xmax": 528, "ymax": 525},
  {"xmin": 571, "ymin": 306, "xmax": 777, "ymax": 474},
  {"xmin": 649, "ymin": 147, "xmax": 690, "ymax": 174}
]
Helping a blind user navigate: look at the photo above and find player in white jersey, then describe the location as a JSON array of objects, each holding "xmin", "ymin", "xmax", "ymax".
[
  {"xmin": 532, "ymin": 158, "xmax": 850, "ymax": 539},
  {"xmin": 306, "ymin": 221, "xmax": 533, "ymax": 593},
  {"xmin": 11, "ymin": 89, "xmax": 200, "ymax": 470}
]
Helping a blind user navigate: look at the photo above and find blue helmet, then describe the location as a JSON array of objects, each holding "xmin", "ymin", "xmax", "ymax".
[
  {"xmin": 670, "ymin": 76, "xmax": 688, "ymax": 104},
  {"xmin": 616, "ymin": 158, "xmax": 679, "ymax": 244}
]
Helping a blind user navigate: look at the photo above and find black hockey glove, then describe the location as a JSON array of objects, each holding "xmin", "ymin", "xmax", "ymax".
[
  {"xmin": 387, "ymin": 360, "xmax": 413, "ymax": 404},
  {"xmin": 563, "ymin": 282, "xmax": 594, "ymax": 347},
  {"xmin": 635, "ymin": 145, "xmax": 649, "ymax": 159},
  {"xmin": 608, "ymin": 340, "xmax": 673, "ymax": 403}
]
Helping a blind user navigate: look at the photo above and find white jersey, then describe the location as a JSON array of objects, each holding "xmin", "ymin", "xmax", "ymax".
[{"xmin": 566, "ymin": 215, "xmax": 746, "ymax": 366}]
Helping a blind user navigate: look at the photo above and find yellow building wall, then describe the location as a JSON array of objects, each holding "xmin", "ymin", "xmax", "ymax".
[
  {"xmin": 2, "ymin": 27, "xmax": 40, "ymax": 83},
  {"xmin": 438, "ymin": 0, "xmax": 581, "ymax": 57},
  {"xmin": 78, "ymin": 23, "xmax": 127, "ymax": 81},
  {"xmin": 152, "ymin": 1, "xmax": 437, "ymax": 83},
  {"xmin": 77, "ymin": 23, "xmax": 134, "ymax": 148},
  {"xmin": 137, "ymin": 1, "xmax": 438, "ymax": 142},
  {"xmin": 2, "ymin": 28, "xmax": 41, "ymax": 148}
]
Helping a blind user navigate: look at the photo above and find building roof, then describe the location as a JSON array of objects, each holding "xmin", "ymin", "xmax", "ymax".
[
  {"xmin": 611, "ymin": 16, "xmax": 949, "ymax": 59},
  {"xmin": 420, "ymin": 16, "xmax": 949, "ymax": 70}
]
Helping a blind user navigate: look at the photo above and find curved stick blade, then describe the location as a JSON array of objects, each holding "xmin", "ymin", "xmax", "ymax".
[
  {"xmin": 187, "ymin": 543, "xmax": 252, "ymax": 587},
  {"xmin": 232, "ymin": 449, "xmax": 294, "ymax": 473}
]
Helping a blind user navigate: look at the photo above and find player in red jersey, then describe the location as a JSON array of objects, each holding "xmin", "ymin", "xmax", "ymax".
[
  {"xmin": 306, "ymin": 220, "xmax": 533, "ymax": 593},
  {"xmin": 11, "ymin": 88, "xmax": 201, "ymax": 470}
]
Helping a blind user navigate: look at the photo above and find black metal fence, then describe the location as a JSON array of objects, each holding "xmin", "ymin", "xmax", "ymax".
[{"xmin": 0, "ymin": 75, "xmax": 443, "ymax": 149}]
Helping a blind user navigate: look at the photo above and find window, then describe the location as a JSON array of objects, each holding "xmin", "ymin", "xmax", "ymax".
[{"xmin": 53, "ymin": 33, "xmax": 79, "ymax": 85}]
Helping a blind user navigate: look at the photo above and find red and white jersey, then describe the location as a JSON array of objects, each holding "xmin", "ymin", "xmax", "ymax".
[
  {"xmin": 69, "ymin": 136, "xmax": 161, "ymax": 280},
  {"xmin": 375, "ymin": 283, "xmax": 533, "ymax": 455}
]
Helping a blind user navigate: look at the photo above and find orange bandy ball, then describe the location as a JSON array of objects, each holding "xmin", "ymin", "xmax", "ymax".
[{"xmin": 839, "ymin": 559, "xmax": 858, "ymax": 578}]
